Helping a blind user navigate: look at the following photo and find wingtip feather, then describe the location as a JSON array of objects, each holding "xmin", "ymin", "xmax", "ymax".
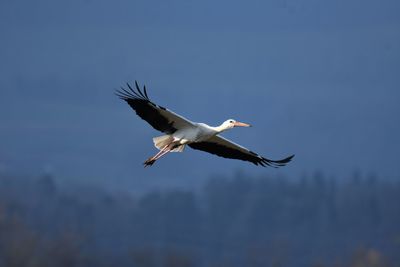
[
  {"xmin": 143, "ymin": 85, "xmax": 149, "ymax": 99},
  {"xmin": 134, "ymin": 81, "xmax": 146, "ymax": 98},
  {"xmin": 261, "ymin": 154, "xmax": 294, "ymax": 168}
]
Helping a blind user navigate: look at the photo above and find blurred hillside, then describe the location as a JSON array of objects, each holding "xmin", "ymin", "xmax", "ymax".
[{"xmin": 0, "ymin": 172, "xmax": 399, "ymax": 267}]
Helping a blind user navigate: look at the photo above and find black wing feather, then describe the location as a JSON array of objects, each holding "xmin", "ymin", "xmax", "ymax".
[
  {"xmin": 134, "ymin": 81, "xmax": 147, "ymax": 99},
  {"xmin": 127, "ymin": 83, "xmax": 143, "ymax": 98},
  {"xmin": 116, "ymin": 81, "xmax": 177, "ymax": 134},
  {"xmin": 189, "ymin": 141, "xmax": 294, "ymax": 167},
  {"xmin": 143, "ymin": 85, "xmax": 149, "ymax": 99}
]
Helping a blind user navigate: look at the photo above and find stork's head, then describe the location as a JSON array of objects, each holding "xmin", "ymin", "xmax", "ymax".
[{"xmin": 221, "ymin": 119, "xmax": 251, "ymax": 130}]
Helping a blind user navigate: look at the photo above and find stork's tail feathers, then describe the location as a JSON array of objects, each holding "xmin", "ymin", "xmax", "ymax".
[
  {"xmin": 153, "ymin": 135, "xmax": 174, "ymax": 150},
  {"xmin": 153, "ymin": 135, "xmax": 185, "ymax": 152},
  {"xmin": 261, "ymin": 154, "xmax": 295, "ymax": 168},
  {"xmin": 171, "ymin": 145, "xmax": 185, "ymax": 152}
]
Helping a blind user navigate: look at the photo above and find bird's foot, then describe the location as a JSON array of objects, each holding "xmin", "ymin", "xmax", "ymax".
[{"xmin": 143, "ymin": 158, "xmax": 156, "ymax": 167}]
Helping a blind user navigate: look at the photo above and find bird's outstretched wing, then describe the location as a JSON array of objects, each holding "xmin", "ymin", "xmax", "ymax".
[
  {"xmin": 189, "ymin": 135, "xmax": 294, "ymax": 167},
  {"xmin": 116, "ymin": 81, "xmax": 194, "ymax": 134}
]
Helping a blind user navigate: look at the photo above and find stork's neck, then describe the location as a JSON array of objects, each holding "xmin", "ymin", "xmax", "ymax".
[{"xmin": 213, "ymin": 123, "xmax": 229, "ymax": 133}]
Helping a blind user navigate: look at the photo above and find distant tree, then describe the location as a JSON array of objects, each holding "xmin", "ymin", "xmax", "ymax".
[
  {"xmin": 164, "ymin": 249, "xmax": 195, "ymax": 267},
  {"xmin": 349, "ymin": 248, "xmax": 390, "ymax": 267},
  {"xmin": 0, "ymin": 215, "xmax": 38, "ymax": 267},
  {"xmin": 130, "ymin": 247, "xmax": 156, "ymax": 267},
  {"xmin": 41, "ymin": 233, "xmax": 85, "ymax": 267}
]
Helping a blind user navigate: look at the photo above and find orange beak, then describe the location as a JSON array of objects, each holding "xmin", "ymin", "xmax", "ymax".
[{"xmin": 233, "ymin": 121, "xmax": 251, "ymax": 127}]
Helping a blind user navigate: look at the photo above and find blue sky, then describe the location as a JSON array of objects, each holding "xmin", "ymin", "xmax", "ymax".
[{"xmin": 1, "ymin": 0, "xmax": 399, "ymax": 191}]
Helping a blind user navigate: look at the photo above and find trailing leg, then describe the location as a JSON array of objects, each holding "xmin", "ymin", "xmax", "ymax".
[{"xmin": 143, "ymin": 143, "xmax": 179, "ymax": 167}]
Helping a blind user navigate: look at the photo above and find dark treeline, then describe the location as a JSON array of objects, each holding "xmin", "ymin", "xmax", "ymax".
[{"xmin": 0, "ymin": 172, "xmax": 399, "ymax": 267}]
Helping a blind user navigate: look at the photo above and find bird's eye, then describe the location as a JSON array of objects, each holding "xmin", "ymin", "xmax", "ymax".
[{"xmin": 230, "ymin": 120, "xmax": 234, "ymax": 123}]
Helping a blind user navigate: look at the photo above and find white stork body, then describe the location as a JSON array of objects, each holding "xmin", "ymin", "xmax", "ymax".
[
  {"xmin": 173, "ymin": 123, "xmax": 218, "ymax": 144},
  {"xmin": 116, "ymin": 81, "xmax": 294, "ymax": 167}
]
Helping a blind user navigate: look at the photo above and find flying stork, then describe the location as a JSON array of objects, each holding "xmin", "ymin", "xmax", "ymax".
[{"xmin": 116, "ymin": 81, "xmax": 294, "ymax": 167}]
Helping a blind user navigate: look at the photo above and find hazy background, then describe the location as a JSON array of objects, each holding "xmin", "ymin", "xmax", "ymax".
[
  {"xmin": 1, "ymin": 0, "xmax": 399, "ymax": 191},
  {"xmin": 1, "ymin": 0, "xmax": 400, "ymax": 266}
]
